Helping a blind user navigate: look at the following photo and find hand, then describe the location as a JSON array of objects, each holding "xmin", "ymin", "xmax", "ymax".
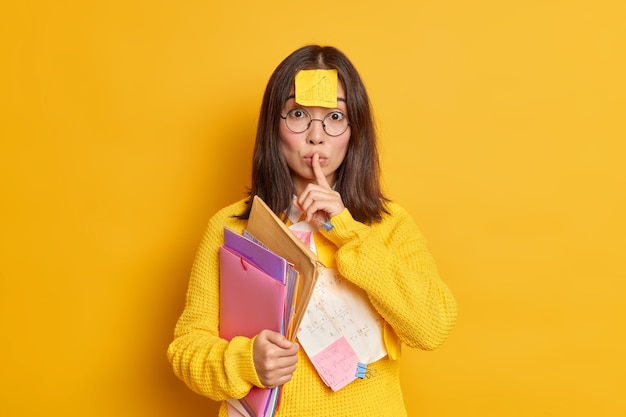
[
  {"xmin": 294, "ymin": 153, "xmax": 345, "ymax": 226},
  {"xmin": 252, "ymin": 330, "xmax": 299, "ymax": 388}
]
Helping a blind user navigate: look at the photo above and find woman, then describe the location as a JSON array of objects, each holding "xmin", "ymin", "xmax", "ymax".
[{"xmin": 168, "ymin": 45, "xmax": 457, "ymax": 416}]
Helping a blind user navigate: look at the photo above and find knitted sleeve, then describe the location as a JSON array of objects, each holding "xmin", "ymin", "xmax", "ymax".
[
  {"xmin": 322, "ymin": 202, "xmax": 457, "ymax": 351},
  {"xmin": 167, "ymin": 200, "xmax": 264, "ymax": 400}
]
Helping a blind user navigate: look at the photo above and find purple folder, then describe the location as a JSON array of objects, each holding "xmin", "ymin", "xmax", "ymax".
[{"xmin": 223, "ymin": 227, "xmax": 289, "ymax": 284}]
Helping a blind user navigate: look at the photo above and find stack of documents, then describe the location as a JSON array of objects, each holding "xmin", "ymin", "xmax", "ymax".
[
  {"xmin": 220, "ymin": 228, "xmax": 296, "ymax": 417},
  {"xmin": 219, "ymin": 196, "xmax": 322, "ymax": 417},
  {"xmin": 220, "ymin": 196, "xmax": 387, "ymax": 415}
]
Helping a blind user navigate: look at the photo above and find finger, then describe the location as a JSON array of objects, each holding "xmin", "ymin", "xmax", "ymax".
[
  {"xmin": 312, "ymin": 153, "xmax": 331, "ymax": 189},
  {"xmin": 292, "ymin": 195, "xmax": 304, "ymax": 212},
  {"xmin": 293, "ymin": 192, "xmax": 323, "ymax": 219},
  {"xmin": 262, "ymin": 329, "xmax": 295, "ymax": 350},
  {"xmin": 264, "ymin": 365, "xmax": 297, "ymax": 388},
  {"xmin": 259, "ymin": 361, "xmax": 297, "ymax": 388}
]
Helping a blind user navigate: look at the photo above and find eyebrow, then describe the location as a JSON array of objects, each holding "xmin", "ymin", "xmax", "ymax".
[{"xmin": 285, "ymin": 94, "xmax": 346, "ymax": 102}]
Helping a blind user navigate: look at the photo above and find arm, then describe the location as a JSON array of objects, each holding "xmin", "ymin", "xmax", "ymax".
[
  {"xmin": 166, "ymin": 206, "xmax": 262, "ymax": 400},
  {"xmin": 323, "ymin": 204, "xmax": 457, "ymax": 351},
  {"xmin": 294, "ymin": 155, "xmax": 456, "ymax": 351},
  {"xmin": 167, "ymin": 201, "xmax": 299, "ymax": 398}
]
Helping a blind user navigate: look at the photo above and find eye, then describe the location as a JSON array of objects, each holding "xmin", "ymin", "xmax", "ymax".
[
  {"xmin": 327, "ymin": 111, "xmax": 345, "ymax": 121},
  {"xmin": 287, "ymin": 108, "xmax": 308, "ymax": 119}
]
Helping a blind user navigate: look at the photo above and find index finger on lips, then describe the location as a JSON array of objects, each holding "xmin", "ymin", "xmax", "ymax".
[{"xmin": 312, "ymin": 153, "xmax": 331, "ymax": 189}]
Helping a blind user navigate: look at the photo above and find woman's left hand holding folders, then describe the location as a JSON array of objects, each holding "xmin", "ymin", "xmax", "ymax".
[{"xmin": 252, "ymin": 329, "xmax": 299, "ymax": 389}]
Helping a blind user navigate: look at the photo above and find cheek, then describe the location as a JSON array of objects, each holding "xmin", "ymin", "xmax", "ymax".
[
  {"xmin": 334, "ymin": 136, "xmax": 351, "ymax": 157},
  {"xmin": 279, "ymin": 128, "xmax": 302, "ymax": 153}
]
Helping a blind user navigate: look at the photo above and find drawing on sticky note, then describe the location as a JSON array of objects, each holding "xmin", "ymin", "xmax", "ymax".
[
  {"xmin": 295, "ymin": 69, "xmax": 338, "ymax": 108},
  {"xmin": 310, "ymin": 336, "xmax": 360, "ymax": 391}
]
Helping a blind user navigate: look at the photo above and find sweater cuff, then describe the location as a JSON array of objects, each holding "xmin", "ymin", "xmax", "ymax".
[
  {"xmin": 321, "ymin": 208, "xmax": 368, "ymax": 247},
  {"xmin": 228, "ymin": 335, "xmax": 265, "ymax": 389}
]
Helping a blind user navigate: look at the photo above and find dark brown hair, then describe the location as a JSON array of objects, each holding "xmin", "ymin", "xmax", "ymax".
[{"xmin": 238, "ymin": 45, "xmax": 388, "ymax": 224}]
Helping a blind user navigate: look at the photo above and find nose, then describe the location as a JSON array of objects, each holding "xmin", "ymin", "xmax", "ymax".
[{"xmin": 307, "ymin": 118, "xmax": 325, "ymax": 144}]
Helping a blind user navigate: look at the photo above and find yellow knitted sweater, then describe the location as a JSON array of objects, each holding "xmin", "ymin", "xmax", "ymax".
[{"xmin": 168, "ymin": 198, "xmax": 456, "ymax": 416}]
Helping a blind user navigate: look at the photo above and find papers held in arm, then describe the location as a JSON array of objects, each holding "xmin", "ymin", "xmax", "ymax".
[{"xmin": 220, "ymin": 196, "xmax": 387, "ymax": 414}]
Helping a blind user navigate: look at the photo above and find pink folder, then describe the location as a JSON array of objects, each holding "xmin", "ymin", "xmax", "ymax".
[
  {"xmin": 219, "ymin": 245, "xmax": 286, "ymax": 417},
  {"xmin": 224, "ymin": 227, "xmax": 299, "ymax": 336}
]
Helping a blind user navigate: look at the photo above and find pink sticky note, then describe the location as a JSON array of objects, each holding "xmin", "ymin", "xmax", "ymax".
[
  {"xmin": 290, "ymin": 229, "xmax": 313, "ymax": 249},
  {"xmin": 310, "ymin": 336, "xmax": 360, "ymax": 391}
]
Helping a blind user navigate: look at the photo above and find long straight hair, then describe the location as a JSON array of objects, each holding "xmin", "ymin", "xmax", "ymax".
[{"xmin": 237, "ymin": 45, "xmax": 388, "ymax": 224}]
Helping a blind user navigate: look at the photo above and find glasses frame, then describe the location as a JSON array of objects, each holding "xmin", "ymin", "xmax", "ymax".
[{"xmin": 280, "ymin": 109, "xmax": 351, "ymax": 137}]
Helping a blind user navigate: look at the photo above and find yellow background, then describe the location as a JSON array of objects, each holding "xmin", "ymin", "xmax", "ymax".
[{"xmin": 1, "ymin": 1, "xmax": 625, "ymax": 416}]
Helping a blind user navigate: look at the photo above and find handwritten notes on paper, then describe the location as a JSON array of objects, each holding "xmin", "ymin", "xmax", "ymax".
[
  {"xmin": 296, "ymin": 267, "xmax": 387, "ymax": 391},
  {"xmin": 310, "ymin": 336, "xmax": 361, "ymax": 391}
]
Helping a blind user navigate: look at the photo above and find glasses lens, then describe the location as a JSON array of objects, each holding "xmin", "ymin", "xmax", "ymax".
[
  {"xmin": 283, "ymin": 109, "xmax": 350, "ymax": 136},
  {"xmin": 323, "ymin": 111, "xmax": 349, "ymax": 136},
  {"xmin": 285, "ymin": 109, "xmax": 310, "ymax": 133}
]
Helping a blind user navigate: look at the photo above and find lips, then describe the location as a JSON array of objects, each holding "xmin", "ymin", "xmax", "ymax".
[{"xmin": 304, "ymin": 153, "xmax": 328, "ymax": 166}]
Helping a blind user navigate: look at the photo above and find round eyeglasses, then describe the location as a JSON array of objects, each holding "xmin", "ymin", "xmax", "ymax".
[{"xmin": 280, "ymin": 108, "xmax": 351, "ymax": 137}]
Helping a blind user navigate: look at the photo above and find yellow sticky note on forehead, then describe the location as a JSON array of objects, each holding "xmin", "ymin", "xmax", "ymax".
[{"xmin": 295, "ymin": 69, "xmax": 338, "ymax": 108}]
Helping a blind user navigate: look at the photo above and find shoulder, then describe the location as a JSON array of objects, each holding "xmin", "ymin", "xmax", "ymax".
[
  {"xmin": 379, "ymin": 201, "xmax": 414, "ymax": 225},
  {"xmin": 375, "ymin": 201, "xmax": 427, "ymax": 241},
  {"xmin": 211, "ymin": 198, "xmax": 249, "ymax": 221},
  {"xmin": 205, "ymin": 198, "xmax": 249, "ymax": 236}
]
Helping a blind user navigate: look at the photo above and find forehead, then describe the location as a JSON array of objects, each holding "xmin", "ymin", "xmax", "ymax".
[{"xmin": 336, "ymin": 81, "xmax": 346, "ymax": 97}]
